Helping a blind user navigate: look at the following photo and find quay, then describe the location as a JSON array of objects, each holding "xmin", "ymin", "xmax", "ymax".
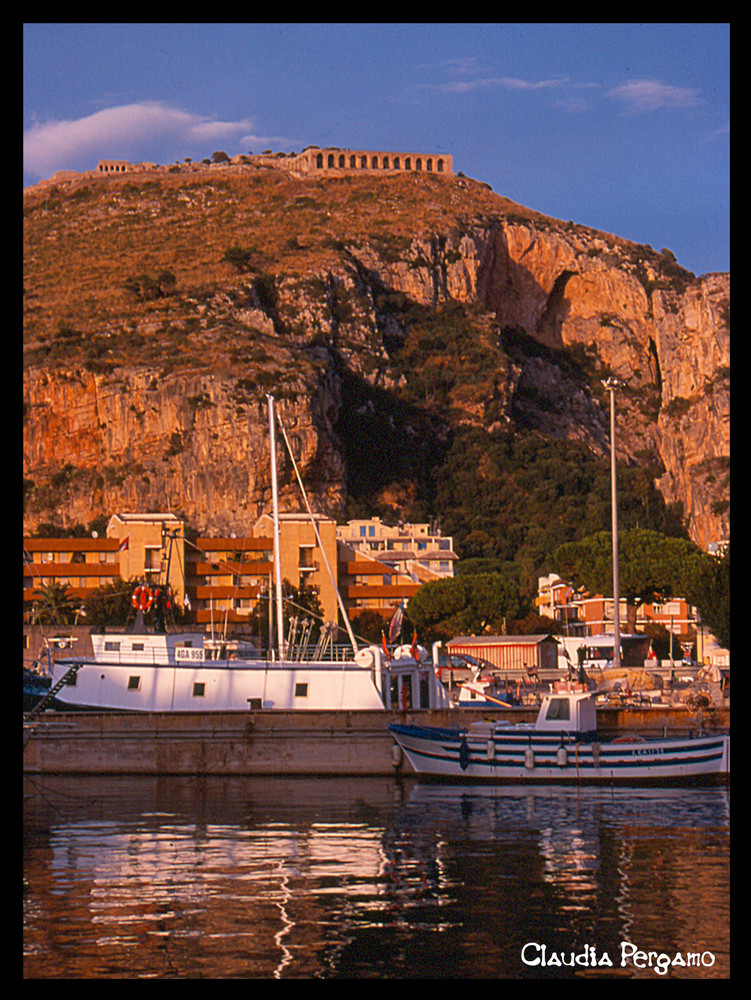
[{"xmin": 23, "ymin": 704, "xmax": 729, "ymax": 777}]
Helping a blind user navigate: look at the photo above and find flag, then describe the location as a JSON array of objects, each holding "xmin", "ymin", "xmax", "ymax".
[
  {"xmin": 381, "ymin": 631, "xmax": 391, "ymax": 661},
  {"xmin": 118, "ymin": 536, "xmax": 129, "ymax": 552},
  {"xmin": 184, "ymin": 594, "xmax": 192, "ymax": 611},
  {"xmin": 388, "ymin": 600, "xmax": 404, "ymax": 644},
  {"xmin": 410, "ymin": 629, "xmax": 419, "ymax": 661}
]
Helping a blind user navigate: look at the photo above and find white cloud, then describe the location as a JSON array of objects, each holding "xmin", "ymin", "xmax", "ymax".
[
  {"xmin": 606, "ymin": 79, "xmax": 702, "ymax": 114},
  {"xmin": 23, "ymin": 101, "xmax": 264, "ymax": 179},
  {"xmin": 434, "ymin": 75, "xmax": 570, "ymax": 95}
]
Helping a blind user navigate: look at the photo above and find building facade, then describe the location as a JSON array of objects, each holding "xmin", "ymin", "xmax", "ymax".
[
  {"xmin": 25, "ymin": 510, "xmax": 425, "ymax": 632},
  {"xmin": 268, "ymin": 146, "xmax": 453, "ymax": 178},
  {"xmin": 536, "ymin": 573, "xmax": 696, "ymax": 638},
  {"xmin": 24, "ymin": 512, "xmax": 185, "ymax": 613},
  {"xmin": 336, "ymin": 517, "xmax": 457, "ymax": 584}
]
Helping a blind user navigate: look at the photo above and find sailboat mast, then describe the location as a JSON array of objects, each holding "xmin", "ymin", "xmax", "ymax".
[
  {"xmin": 267, "ymin": 395, "xmax": 286, "ymax": 661},
  {"xmin": 603, "ymin": 378, "xmax": 622, "ymax": 671}
]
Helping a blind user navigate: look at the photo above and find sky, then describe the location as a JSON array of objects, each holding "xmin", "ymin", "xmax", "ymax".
[{"xmin": 23, "ymin": 23, "xmax": 730, "ymax": 276}]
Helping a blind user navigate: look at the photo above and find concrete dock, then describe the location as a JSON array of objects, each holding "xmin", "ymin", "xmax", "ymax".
[{"xmin": 23, "ymin": 704, "xmax": 729, "ymax": 776}]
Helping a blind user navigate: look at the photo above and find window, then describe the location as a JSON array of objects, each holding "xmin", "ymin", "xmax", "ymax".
[
  {"xmin": 193, "ymin": 682, "xmax": 206, "ymax": 697},
  {"xmin": 104, "ymin": 641, "xmax": 121, "ymax": 652},
  {"xmin": 127, "ymin": 676, "xmax": 141, "ymax": 691},
  {"xmin": 294, "ymin": 683, "xmax": 308, "ymax": 698},
  {"xmin": 546, "ymin": 698, "xmax": 570, "ymax": 721},
  {"xmin": 144, "ymin": 547, "xmax": 161, "ymax": 571}
]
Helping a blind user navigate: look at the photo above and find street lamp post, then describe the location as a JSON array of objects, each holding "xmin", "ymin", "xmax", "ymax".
[{"xmin": 603, "ymin": 378, "xmax": 622, "ymax": 672}]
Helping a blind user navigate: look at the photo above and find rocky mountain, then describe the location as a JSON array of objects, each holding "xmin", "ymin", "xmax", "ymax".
[{"xmin": 23, "ymin": 162, "xmax": 729, "ymax": 556}]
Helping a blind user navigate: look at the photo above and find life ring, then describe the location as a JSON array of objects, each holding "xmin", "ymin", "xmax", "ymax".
[{"xmin": 132, "ymin": 585, "xmax": 153, "ymax": 611}]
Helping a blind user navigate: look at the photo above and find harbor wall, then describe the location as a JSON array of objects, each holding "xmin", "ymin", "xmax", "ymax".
[{"xmin": 23, "ymin": 705, "xmax": 729, "ymax": 776}]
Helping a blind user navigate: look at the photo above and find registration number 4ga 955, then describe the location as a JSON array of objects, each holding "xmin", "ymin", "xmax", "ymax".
[{"xmin": 175, "ymin": 646, "xmax": 205, "ymax": 662}]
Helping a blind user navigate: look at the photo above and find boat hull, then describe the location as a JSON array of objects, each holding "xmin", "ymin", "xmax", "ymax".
[
  {"xmin": 52, "ymin": 659, "xmax": 386, "ymax": 712},
  {"xmin": 389, "ymin": 723, "xmax": 730, "ymax": 784}
]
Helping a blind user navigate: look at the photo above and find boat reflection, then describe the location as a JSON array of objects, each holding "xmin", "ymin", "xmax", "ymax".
[{"xmin": 23, "ymin": 777, "xmax": 729, "ymax": 979}]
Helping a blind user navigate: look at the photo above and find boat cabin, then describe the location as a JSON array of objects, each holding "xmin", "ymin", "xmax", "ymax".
[{"xmin": 534, "ymin": 691, "xmax": 598, "ymax": 734}]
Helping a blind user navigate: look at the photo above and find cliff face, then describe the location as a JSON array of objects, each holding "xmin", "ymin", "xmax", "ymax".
[{"xmin": 22, "ymin": 169, "xmax": 729, "ymax": 550}]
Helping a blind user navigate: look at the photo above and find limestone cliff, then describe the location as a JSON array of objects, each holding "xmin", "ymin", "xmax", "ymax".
[{"xmin": 22, "ymin": 167, "xmax": 729, "ymax": 552}]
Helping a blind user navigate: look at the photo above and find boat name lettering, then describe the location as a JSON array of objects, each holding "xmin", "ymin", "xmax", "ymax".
[{"xmin": 175, "ymin": 647, "xmax": 205, "ymax": 662}]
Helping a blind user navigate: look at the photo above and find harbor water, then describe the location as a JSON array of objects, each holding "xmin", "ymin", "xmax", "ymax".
[{"xmin": 23, "ymin": 775, "xmax": 730, "ymax": 979}]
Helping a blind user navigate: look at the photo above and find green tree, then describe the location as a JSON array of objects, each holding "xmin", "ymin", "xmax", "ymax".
[
  {"xmin": 248, "ymin": 580, "xmax": 325, "ymax": 649},
  {"xmin": 553, "ymin": 529, "xmax": 706, "ymax": 633},
  {"xmin": 351, "ymin": 609, "xmax": 389, "ymax": 644},
  {"xmin": 407, "ymin": 571, "xmax": 526, "ymax": 642},
  {"xmin": 684, "ymin": 545, "xmax": 730, "ymax": 651},
  {"xmin": 82, "ymin": 578, "xmax": 144, "ymax": 628},
  {"xmin": 29, "ymin": 581, "xmax": 81, "ymax": 625}
]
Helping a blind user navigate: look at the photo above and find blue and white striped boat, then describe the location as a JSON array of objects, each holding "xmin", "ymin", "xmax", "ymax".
[{"xmin": 389, "ymin": 689, "xmax": 729, "ymax": 785}]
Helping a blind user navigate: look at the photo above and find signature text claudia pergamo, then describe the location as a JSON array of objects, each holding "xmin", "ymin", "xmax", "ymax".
[{"xmin": 521, "ymin": 941, "xmax": 716, "ymax": 976}]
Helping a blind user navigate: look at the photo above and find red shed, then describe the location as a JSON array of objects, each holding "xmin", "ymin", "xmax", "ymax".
[{"xmin": 446, "ymin": 635, "xmax": 559, "ymax": 675}]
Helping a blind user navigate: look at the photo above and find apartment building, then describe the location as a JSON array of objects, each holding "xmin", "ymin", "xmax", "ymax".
[
  {"xmin": 24, "ymin": 512, "xmax": 185, "ymax": 614},
  {"xmin": 536, "ymin": 573, "xmax": 696, "ymax": 638},
  {"xmin": 183, "ymin": 533, "xmax": 272, "ymax": 628},
  {"xmin": 336, "ymin": 517, "xmax": 456, "ymax": 584},
  {"xmin": 337, "ymin": 543, "xmax": 420, "ymax": 624},
  {"xmin": 24, "ymin": 510, "xmax": 429, "ymax": 632}
]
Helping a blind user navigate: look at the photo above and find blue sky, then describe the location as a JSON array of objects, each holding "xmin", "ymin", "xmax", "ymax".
[{"xmin": 23, "ymin": 23, "xmax": 729, "ymax": 276}]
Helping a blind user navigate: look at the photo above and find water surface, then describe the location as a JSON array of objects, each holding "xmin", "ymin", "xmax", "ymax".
[{"xmin": 23, "ymin": 775, "xmax": 730, "ymax": 979}]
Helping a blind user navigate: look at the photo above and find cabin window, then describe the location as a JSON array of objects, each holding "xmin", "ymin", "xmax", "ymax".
[
  {"xmin": 546, "ymin": 698, "xmax": 570, "ymax": 721},
  {"xmin": 131, "ymin": 642, "xmax": 144, "ymax": 652},
  {"xmin": 104, "ymin": 641, "xmax": 121, "ymax": 652},
  {"xmin": 247, "ymin": 698, "xmax": 262, "ymax": 709},
  {"xmin": 127, "ymin": 676, "xmax": 141, "ymax": 691},
  {"xmin": 294, "ymin": 683, "xmax": 309, "ymax": 698},
  {"xmin": 193, "ymin": 682, "xmax": 206, "ymax": 697}
]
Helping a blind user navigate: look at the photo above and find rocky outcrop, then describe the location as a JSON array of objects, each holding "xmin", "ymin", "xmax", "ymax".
[{"xmin": 22, "ymin": 175, "xmax": 729, "ymax": 550}]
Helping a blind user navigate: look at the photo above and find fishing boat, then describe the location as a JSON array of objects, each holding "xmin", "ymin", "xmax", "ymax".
[
  {"xmin": 38, "ymin": 396, "xmax": 452, "ymax": 715},
  {"xmin": 389, "ymin": 686, "xmax": 730, "ymax": 784}
]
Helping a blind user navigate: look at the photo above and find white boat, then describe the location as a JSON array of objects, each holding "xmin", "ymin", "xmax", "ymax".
[
  {"xmin": 47, "ymin": 628, "xmax": 452, "ymax": 712},
  {"xmin": 389, "ymin": 687, "xmax": 729, "ymax": 784},
  {"xmin": 43, "ymin": 395, "xmax": 452, "ymax": 714}
]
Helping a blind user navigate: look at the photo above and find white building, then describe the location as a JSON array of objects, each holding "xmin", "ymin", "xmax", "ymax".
[{"xmin": 336, "ymin": 518, "xmax": 456, "ymax": 584}]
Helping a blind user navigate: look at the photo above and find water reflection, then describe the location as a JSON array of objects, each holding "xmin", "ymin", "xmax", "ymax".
[{"xmin": 23, "ymin": 776, "xmax": 730, "ymax": 979}]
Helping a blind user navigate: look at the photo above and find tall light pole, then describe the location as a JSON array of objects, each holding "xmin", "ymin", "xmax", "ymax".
[
  {"xmin": 602, "ymin": 378, "xmax": 622, "ymax": 671},
  {"xmin": 267, "ymin": 395, "xmax": 286, "ymax": 661}
]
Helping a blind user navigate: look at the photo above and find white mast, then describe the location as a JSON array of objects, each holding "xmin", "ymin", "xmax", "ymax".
[
  {"xmin": 275, "ymin": 412, "xmax": 360, "ymax": 655},
  {"xmin": 603, "ymin": 378, "xmax": 622, "ymax": 671},
  {"xmin": 267, "ymin": 395, "xmax": 286, "ymax": 661}
]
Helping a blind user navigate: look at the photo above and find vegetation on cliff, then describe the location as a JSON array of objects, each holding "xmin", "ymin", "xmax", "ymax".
[{"xmin": 23, "ymin": 163, "xmax": 729, "ymax": 605}]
